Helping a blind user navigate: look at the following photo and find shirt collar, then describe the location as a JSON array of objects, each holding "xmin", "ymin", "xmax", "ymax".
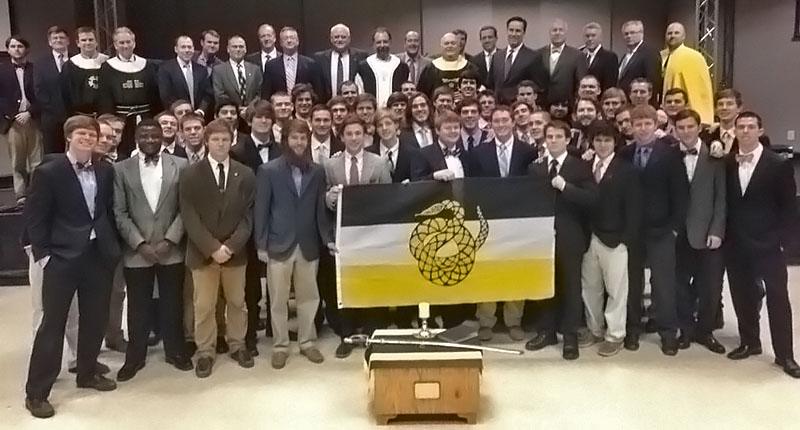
[
  {"xmin": 484, "ymin": 48, "xmax": 497, "ymax": 57},
  {"xmin": 628, "ymin": 40, "xmax": 643, "ymax": 54},
  {"xmin": 229, "ymin": 58, "xmax": 244, "ymax": 68},
  {"xmin": 586, "ymin": 45, "xmax": 601, "ymax": 55},
  {"xmin": 186, "ymin": 144, "xmax": 205, "ymax": 159},
  {"xmin": 550, "ymin": 43, "xmax": 564, "ymax": 53},
  {"xmin": 284, "ymin": 52, "xmax": 298, "ymax": 62},
  {"xmin": 412, "ymin": 122, "xmax": 429, "ymax": 133},
  {"xmin": 162, "ymin": 141, "xmax": 176, "ymax": 153},
  {"xmin": 680, "ymin": 138, "xmax": 702, "ymax": 153},
  {"xmin": 381, "ymin": 139, "xmax": 399, "ymax": 154},
  {"xmin": 117, "ymin": 54, "xmax": 136, "ymax": 63},
  {"xmin": 208, "ymin": 155, "xmax": 230, "ymax": 170},
  {"xmin": 53, "ymin": 50, "xmax": 66, "ymax": 61},
  {"xmin": 547, "ymin": 150, "xmax": 568, "ymax": 166},
  {"xmin": 177, "ymin": 57, "xmax": 192, "ymax": 67},
  {"xmin": 311, "ymin": 134, "xmax": 330, "ymax": 150},
  {"xmin": 593, "ymin": 152, "xmax": 614, "ymax": 169},
  {"xmin": 738, "ymin": 142, "xmax": 763, "ymax": 159},
  {"xmin": 345, "ymin": 149, "xmax": 364, "ymax": 161},
  {"xmin": 495, "ymin": 135, "xmax": 514, "ymax": 148},
  {"xmin": 66, "ymin": 151, "xmax": 92, "ymax": 168},
  {"xmin": 139, "ymin": 151, "xmax": 161, "ymax": 165},
  {"xmin": 262, "ymin": 48, "xmax": 278, "ymax": 59}
]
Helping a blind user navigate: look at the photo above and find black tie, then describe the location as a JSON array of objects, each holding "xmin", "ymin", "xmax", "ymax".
[
  {"xmin": 548, "ymin": 159, "xmax": 558, "ymax": 179},
  {"xmin": 217, "ymin": 162, "xmax": 226, "ymax": 191},
  {"xmin": 467, "ymin": 135, "xmax": 475, "ymax": 149},
  {"xmin": 336, "ymin": 54, "xmax": 344, "ymax": 95},
  {"xmin": 683, "ymin": 147, "xmax": 698, "ymax": 156},
  {"xmin": 256, "ymin": 142, "xmax": 271, "ymax": 150}
]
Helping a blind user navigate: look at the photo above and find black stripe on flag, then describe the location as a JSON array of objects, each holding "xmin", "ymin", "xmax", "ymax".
[{"xmin": 341, "ymin": 176, "xmax": 554, "ymax": 226}]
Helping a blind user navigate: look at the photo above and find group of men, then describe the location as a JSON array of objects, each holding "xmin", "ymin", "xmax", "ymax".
[{"xmin": 4, "ymin": 15, "xmax": 797, "ymax": 421}]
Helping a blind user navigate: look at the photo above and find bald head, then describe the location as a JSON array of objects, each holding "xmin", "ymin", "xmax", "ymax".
[
  {"xmin": 665, "ymin": 22, "xmax": 686, "ymax": 50},
  {"xmin": 441, "ymin": 32, "xmax": 460, "ymax": 60},
  {"xmin": 257, "ymin": 24, "xmax": 276, "ymax": 51},
  {"xmin": 550, "ymin": 18, "xmax": 568, "ymax": 45}
]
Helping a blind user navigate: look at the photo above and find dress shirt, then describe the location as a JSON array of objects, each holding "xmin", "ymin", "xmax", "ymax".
[
  {"xmin": 461, "ymin": 128, "xmax": 483, "ymax": 150},
  {"xmin": 737, "ymin": 143, "xmax": 763, "ymax": 195},
  {"xmin": 439, "ymin": 142, "xmax": 464, "ymax": 178},
  {"xmin": 681, "ymin": 138, "xmax": 702, "ymax": 182},
  {"xmin": 549, "ymin": 43, "xmax": 563, "ymax": 73},
  {"xmin": 311, "ymin": 135, "xmax": 332, "ymax": 164},
  {"xmin": 186, "ymin": 145, "xmax": 206, "ymax": 164},
  {"xmin": 283, "ymin": 53, "xmax": 298, "ymax": 90},
  {"xmin": 178, "ymin": 57, "xmax": 195, "ymax": 105},
  {"xmin": 592, "ymin": 152, "xmax": 614, "ymax": 182},
  {"xmin": 331, "ymin": 50, "xmax": 350, "ymax": 95},
  {"xmin": 208, "ymin": 156, "xmax": 230, "ymax": 189},
  {"xmin": 379, "ymin": 140, "xmax": 400, "ymax": 168},
  {"xmin": 162, "ymin": 141, "xmax": 177, "ymax": 155},
  {"xmin": 495, "ymin": 136, "xmax": 514, "ymax": 177},
  {"xmin": 291, "ymin": 165, "xmax": 303, "ymax": 194},
  {"xmin": 344, "ymin": 150, "xmax": 364, "ymax": 184},
  {"xmin": 261, "ymin": 48, "xmax": 278, "ymax": 70},
  {"xmin": 139, "ymin": 152, "xmax": 163, "ymax": 213},
  {"xmin": 53, "ymin": 50, "xmax": 66, "ymax": 73},
  {"xmin": 412, "ymin": 123, "xmax": 433, "ymax": 148},
  {"xmin": 483, "ymin": 49, "xmax": 496, "ymax": 73},
  {"xmin": 719, "ymin": 125, "xmax": 735, "ymax": 153},
  {"xmin": 585, "ymin": 45, "xmax": 601, "ymax": 66},
  {"xmin": 546, "ymin": 150, "xmax": 568, "ymax": 175},
  {"xmin": 505, "ymin": 44, "xmax": 522, "ymax": 67},
  {"xmin": 251, "ymin": 133, "xmax": 272, "ymax": 163},
  {"xmin": 66, "ymin": 151, "xmax": 97, "ymax": 239},
  {"xmin": 14, "ymin": 62, "xmax": 30, "ymax": 112},
  {"xmin": 272, "ymin": 123, "xmax": 283, "ymax": 145}
]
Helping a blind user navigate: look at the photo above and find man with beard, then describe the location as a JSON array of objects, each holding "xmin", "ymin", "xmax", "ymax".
[
  {"xmin": 61, "ymin": 27, "xmax": 109, "ymax": 117},
  {"xmin": 570, "ymin": 98, "xmax": 601, "ymax": 156},
  {"xmin": 255, "ymin": 119, "xmax": 334, "ymax": 369},
  {"xmin": 661, "ymin": 23, "xmax": 713, "ymax": 125},
  {"xmin": 418, "ymin": 32, "xmax": 480, "ymax": 97},
  {"xmin": 292, "ymin": 83, "xmax": 316, "ymax": 124},
  {"xmin": 356, "ymin": 27, "xmax": 410, "ymax": 108}
]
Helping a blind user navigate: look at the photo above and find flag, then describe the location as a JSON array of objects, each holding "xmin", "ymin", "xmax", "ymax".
[{"xmin": 336, "ymin": 177, "xmax": 555, "ymax": 308}]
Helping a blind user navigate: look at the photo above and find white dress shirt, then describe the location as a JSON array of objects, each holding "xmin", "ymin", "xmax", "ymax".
[
  {"xmin": 549, "ymin": 43, "xmax": 563, "ymax": 73},
  {"xmin": 546, "ymin": 150, "xmax": 568, "ymax": 175},
  {"xmin": 208, "ymin": 156, "xmax": 230, "ymax": 189},
  {"xmin": 592, "ymin": 152, "xmax": 614, "ymax": 182},
  {"xmin": 311, "ymin": 135, "xmax": 331, "ymax": 164},
  {"xmin": 440, "ymin": 142, "xmax": 464, "ymax": 178},
  {"xmin": 585, "ymin": 45, "xmax": 602, "ymax": 67},
  {"xmin": 681, "ymin": 138, "xmax": 702, "ymax": 182},
  {"xmin": 344, "ymin": 150, "xmax": 364, "ymax": 184},
  {"xmin": 483, "ymin": 49, "xmax": 496, "ymax": 73},
  {"xmin": 331, "ymin": 50, "xmax": 350, "ymax": 95},
  {"xmin": 178, "ymin": 57, "xmax": 195, "ymax": 106},
  {"xmin": 139, "ymin": 153, "xmax": 163, "ymax": 213},
  {"xmin": 261, "ymin": 48, "xmax": 278, "ymax": 70},
  {"xmin": 380, "ymin": 140, "xmax": 400, "ymax": 168},
  {"xmin": 251, "ymin": 133, "xmax": 272, "ymax": 163},
  {"xmin": 283, "ymin": 53, "xmax": 299, "ymax": 90},
  {"xmin": 461, "ymin": 128, "xmax": 483, "ymax": 150},
  {"xmin": 505, "ymin": 44, "xmax": 522, "ymax": 67},
  {"xmin": 53, "ymin": 50, "xmax": 66, "ymax": 73},
  {"xmin": 14, "ymin": 62, "xmax": 30, "ymax": 112},
  {"xmin": 738, "ymin": 143, "xmax": 763, "ymax": 195},
  {"xmin": 412, "ymin": 122, "xmax": 434, "ymax": 148}
]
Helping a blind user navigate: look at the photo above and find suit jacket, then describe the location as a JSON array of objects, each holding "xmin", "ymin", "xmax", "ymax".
[
  {"xmin": 212, "ymin": 60, "xmax": 262, "ymax": 107},
  {"xmin": 396, "ymin": 52, "xmax": 432, "ymax": 85},
  {"xmin": 459, "ymin": 129, "xmax": 491, "ymax": 152},
  {"xmin": 254, "ymin": 157, "xmax": 333, "ymax": 261},
  {"xmin": 179, "ymin": 157, "xmax": 256, "ymax": 269},
  {"xmin": 313, "ymin": 134, "xmax": 345, "ymax": 160},
  {"xmin": 324, "ymin": 150, "xmax": 392, "ymax": 187},
  {"xmin": 314, "ymin": 48, "xmax": 367, "ymax": 101},
  {"xmin": 245, "ymin": 50, "xmax": 281, "ymax": 74},
  {"xmin": 725, "ymin": 148, "xmax": 798, "ymax": 253},
  {"xmin": 469, "ymin": 138, "xmax": 536, "ymax": 178},
  {"xmin": 618, "ymin": 42, "xmax": 663, "ymax": 104},
  {"xmin": 163, "ymin": 144, "xmax": 187, "ymax": 159},
  {"xmin": 261, "ymin": 54, "xmax": 324, "ymax": 101},
  {"xmin": 158, "ymin": 58, "xmax": 212, "ymax": 114},
  {"xmin": 700, "ymin": 126, "xmax": 771, "ymax": 155},
  {"xmin": 355, "ymin": 57, "xmax": 409, "ymax": 102},
  {"xmin": 470, "ymin": 50, "xmax": 496, "ymax": 86},
  {"xmin": 529, "ymin": 154, "xmax": 597, "ymax": 254},
  {"xmin": 400, "ymin": 128, "xmax": 437, "ymax": 150},
  {"xmin": 582, "ymin": 46, "xmax": 619, "ymax": 91},
  {"xmin": 418, "ymin": 142, "xmax": 471, "ymax": 179},
  {"xmin": 366, "ymin": 138, "xmax": 424, "ymax": 183},
  {"xmin": 33, "ymin": 53, "xmax": 66, "ymax": 120},
  {"xmin": 535, "ymin": 45, "xmax": 587, "ymax": 106},
  {"xmin": 25, "ymin": 155, "xmax": 120, "ymax": 266},
  {"xmin": 113, "ymin": 154, "xmax": 187, "ymax": 267},
  {"xmin": 488, "ymin": 45, "xmax": 541, "ymax": 104},
  {"xmin": 619, "ymin": 138, "xmax": 689, "ymax": 237},
  {"xmin": 587, "ymin": 155, "xmax": 642, "ymax": 248},
  {"xmin": 0, "ymin": 61, "xmax": 37, "ymax": 133},
  {"xmin": 680, "ymin": 142, "xmax": 726, "ymax": 249},
  {"xmin": 230, "ymin": 133, "xmax": 282, "ymax": 174}
]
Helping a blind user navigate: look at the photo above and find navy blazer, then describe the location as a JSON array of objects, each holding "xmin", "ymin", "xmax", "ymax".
[
  {"xmin": 33, "ymin": 53, "xmax": 66, "ymax": 119},
  {"xmin": 261, "ymin": 54, "xmax": 324, "ymax": 101},
  {"xmin": 0, "ymin": 61, "xmax": 37, "ymax": 133},
  {"xmin": 157, "ymin": 58, "xmax": 212, "ymax": 114},
  {"xmin": 618, "ymin": 42, "xmax": 663, "ymax": 104},
  {"xmin": 469, "ymin": 138, "xmax": 537, "ymax": 178}
]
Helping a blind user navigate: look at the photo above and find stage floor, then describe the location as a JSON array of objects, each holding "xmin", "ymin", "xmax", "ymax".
[{"xmin": 0, "ymin": 274, "xmax": 799, "ymax": 429}]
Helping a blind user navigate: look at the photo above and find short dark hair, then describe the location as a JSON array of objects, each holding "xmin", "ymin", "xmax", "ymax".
[
  {"xmin": 432, "ymin": 86, "xmax": 454, "ymax": 101},
  {"xmin": 75, "ymin": 26, "xmax": 96, "ymax": 38},
  {"xmin": 452, "ymin": 28, "xmax": 468, "ymax": 40},
  {"xmin": 169, "ymin": 99, "xmax": 192, "ymax": 113},
  {"xmin": 510, "ymin": 100, "xmax": 533, "ymax": 114},
  {"xmin": 97, "ymin": 113, "xmax": 124, "ymax": 125},
  {"xmin": 664, "ymin": 87, "xmax": 688, "ymax": 103},
  {"xmin": 478, "ymin": 25, "xmax": 498, "ymax": 38},
  {"xmin": 507, "ymin": 16, "xmax": 528, "ymax": 32},
  {"xmin": 179, "ymin": 112, "xmax": 205, "ymax": 130},
  {"xmin": 386, "ymin": 92, "xmax": 408, "ymax": 107},
  {"xmin": 201, "ymin": 29, "xmax": 220, "ymax": 41},
  {"xmin": 136, "ymin": 118, "xmax": 162, "ymax": 133},
  {"xmin": 4, "ymin": 35, "xmax": 30, "ymax": 49},
  {"xmin": 47, "ymin": 26, "xmax": 68, "ymax": 38},
  {"xmin": 310, "ymin": 104, "xmax": 331, "ymax": 119},
  {"xmin": 545, "ymin": 120, "xmax": 572, "ymax": 137},
  {"xmin": 459, "ymin": 69, "xmax": 480, "ymax": 83},
  {"xmin": 673, "ymin": 109, "xmax": 701, "ymax": 126},
  {"xmin": 735, "ymin": 111, "xmax": 763, "ymax": 128},
  {"xmin": 215, "ymin": 101, "xmax": 239, "ymax": 115},
  {"xmin": 601, "ymin": 87, "xmax": 627, "ymax": 103},
  {"xmin": 291, "ymin": 83, "xmax": 317, "ymax": 104},
  {"xmin": 283, "ymin": 118, "xmax": 311, "ymax": 140},
  {"xmin": 715, "ymin": 88, "xmax": 743, "ymax": 107},
  {"xmin": 247, "ymin": 100, "xmax": 275, "ymax": 121},
  {"xmin": 327, "ymin": 95, "xmax": 348, "ymax": 109},
  {"xmin": 587, "ymin": 120, "xmax": 618, "ymax": 141},
  {"xmin": 64, "ymin": 115, "xmax": 100, "ymax": 137},
  {"xmin": 356, "ymin": 93, "xmax": 377, "ymax": 109},
  {"xmin": 204, "ymin": 118, "xmax": 234, "ymax": 141},
  {"xmin": 373, "ymin": 26, "xmax": 392, "ymax": 41},
  {"xmin": 630, "ymin": 104, "xmax": 658, "ymax": 122},
  {"xmin": 575, "ymin": 97, "xmax": 602, "ymax": 114},
  {"xmin": 341, "ymin": 113, "xmax": 366, "ymax": 132},
  {"xmin": 491, "ymin": 105, "xmax": 513, "ymax": 120},
  {"xmin": 630, "ymin": 78, "xmax": 653, "ymax": 91},
  {"xmin": 154, "ymin": 111, "xmax": 177, "ymax": 122},
  {"xmin": 517, "ymin": 80, "xmax": 540, "ymax": 92},
  {"xmin": 478, "ymin": 89, "xmax": 496, "ymax": 100},
  {"xmin": 457, "ymin": 97, "xmax": 480, "ymax": 113}
]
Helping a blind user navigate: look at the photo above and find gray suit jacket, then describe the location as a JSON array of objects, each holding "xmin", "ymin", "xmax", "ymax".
[
  {"xmin": 323, "ymin": 151, "xmax": 392, "ymax": 209},
  {"xmin": 396, "ymin": 52, "xmax": 431, "ymax": 85},
  {"xmin": 684, "ymin": 143, "xmax": 726, "ymax": 249},
  {"xmin": 212, "ymin": 60, "xmax": 263, "ymax": 107},
  {"xmin": 114, "ymin": 154, "xmax": 188, "ymax": 267}
]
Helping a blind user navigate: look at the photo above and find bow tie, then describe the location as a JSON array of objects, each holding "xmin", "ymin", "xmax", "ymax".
[
  {"xmin": 256, "ymin": 142, "xmax": 272, "ymax": 150},
  {"xmin": 75, "ymin": 161, "xmax": 93, "ymax": 171},
  {"xmin": 144, "ymin": 153, "xmax": 160, "ymax": 164},
  {"xmin": 682, "ymin": 147, "xmax": 698, "ymax": 156},
  {"xmin": 442, "ymin": 146, "xmax": 461, "ymax": 157},
  {"xmin": 735, "ymin": 153, "xmax": 754, "ymax": 164},
  {"xmin": 13, "ymin": 63, "xmax": 26, "ymax": 69}
]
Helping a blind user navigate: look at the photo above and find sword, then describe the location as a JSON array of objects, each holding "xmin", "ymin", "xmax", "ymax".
[{"xmin": 345, "ymin": 334, "xmax": 525, "ymax": 355}]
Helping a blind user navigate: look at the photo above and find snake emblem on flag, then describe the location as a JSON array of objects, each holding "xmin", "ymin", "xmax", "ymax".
[{"xmin": 408, "ymin": 200, "xmax": 489, "ymax": 287}]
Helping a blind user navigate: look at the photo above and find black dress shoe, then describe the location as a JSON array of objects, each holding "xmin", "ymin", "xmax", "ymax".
[
  {"xmin": 246, "ymin": 342, "xmax": 260, "ymax": 357},
  {"xmin": 775, "ymin": 358, "xmax": 800, "ymax": 378},
  {"xmin": 147, "ymin": 332, "xmax": 161, "ymax": 347},
  {"xmin": 678, "ymin": 334, "xmax": 691, "ymax": 350},
  {"xmin": 524, "ymin": 332, "xmax": 558, "ymax": 351},
  {"xmin": 166, "ymin": 355, "xmax": 194, "ymax": 371},
  {"xmin": 695, "ymin": 334, "xmax": 726, "ymax": 354},
  {"xmin": 185, "ymin": 341, "xmax": 197, "ymax": 356},
  {"xmin": 116, "ymin": 362, "xmax": 145, "ymax": 382},
  {"xmin": 25, "ymin": 398, "xmax": 55, "ymax": 419},
  {"xmin": 230, "ymin": 349, "xmax": 254, "ymax": 368},
  {"xmin": 196, "ymin": 356, "xmax": 214, "ymax": 378},
  {"xmin": 257, "ymin": 318, "xmax": 267, "ymax": 331},
  {"xmin": 216, "ymin": 337, "xmax": 229, "ymax": 354},
  {"xmin": 105, "ymin": 339, "xmax": 128, "ymax": 353},
  {"xmin": 624, "ymin": 333, "xmax": 640, "ymax": 351},
  {"xmin": 661, "ymin": 337, "xmax": 679, "ymax": 356},
  {"xmin": 562, "ymin": 336, "xmax": 579, "ymax": 360},
  {"xmin": 727, "ymin": 345, "xmax": 762, "ymax": 360},
  {"xmin": 77, "ymin": 374, "xmax": 117, "ymax": 391},
  {"xmin": 69, "ymin": 361, "xmax": 111, "ymax": 375},
  {"xmin": 335, "ymin": 340, "xmax": 355, "ymax": 359}
]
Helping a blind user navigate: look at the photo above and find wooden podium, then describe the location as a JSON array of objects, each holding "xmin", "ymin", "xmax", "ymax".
[{"xmin": 367, "ymin": 329, "xmax": 482, "ymax": 425}]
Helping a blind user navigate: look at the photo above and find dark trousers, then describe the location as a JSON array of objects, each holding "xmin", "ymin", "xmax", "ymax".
[
  {"xmin": 316, "ymin": 249, "xmax": 344, "ymax": 335},
  {"xmin": 244, "ymin": 245, "xmax": 266, "ymax": 344},
  {"xmin": 537, "ymin": 244, "xmax": 584, "ymax": 337},
  {"xmin": 40, "ymin": 113, "xmax": 65, "ymax": 154},
  {"xmin": 675, "ymin": 235, "xmax": 724, "ymax": 338},
  {"xmin": 726, "ymin": 245, "xmax": 794, "ymax": 360},
  {"xmin": 26, "ymin": 244, "xmax": 113, "ymax": 400},
  {"xmin": 627, "ymin": 231, "xmax": 678, "ymax": 338},
  {"xmin": 123, "ymin": 263, "xmax": 186, "ymax": 364},
  {"xmin": 434, "ymin": 304, "xmax": 476, "ymax": 328}
]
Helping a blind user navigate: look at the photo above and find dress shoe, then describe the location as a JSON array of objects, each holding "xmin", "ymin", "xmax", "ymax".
[
  {"xmin": 25, "ymin": 398, "xmax": 54, "ymax": 419},
  {"xmin": 524, "ymin": 332, "xmax": 557, "ymax": 351},
  {"xmin": 775, "ymin": 358, "xmax": 800, "ymax": 378},
  {"xmin": 678, "ymin": 334, "xmax": 691, "ymax": 350},
  {"xmin": 195, "ymin": 356, "xmax": 214, "ymax": 378},
  {"xmin": 478, "ymin": 327, "xmax": 493, "ymax": 342},
  {"xmin": 508, "ymin": 326, "xmax": 525, "ymax": 341},
  {"xmin": 695, "ymin": 334, "xmax": 726, "ymax": 354},
  {"xmin": 166, "ymin": 355, "xmax": 194, "ymax": 371},
  {"xmin": 77, "ymin": 374, "xmax": 117, "ymax": 391},
  {"xmin": 246, "ymin": 342, "xmax": 260, "ymax": 357},
  {"xmin": 116, "ymin": 362, "xmax": 145, "ymax": 382},
  {"xmin": 185, "ymin": 341, "xmax": 197, "ymax": 357},
  {"xmin": 623, "ymin": 333, "xmax": 640, "ymax": 351},
  {"xmin": 562, "ymin": 335, "xmax": 579, "ymax": 360},
  {"xmin": 68, "ymin": 361, "xmax": 111, "ymax": 375},
  {"xmin": 578, "ymin": 329, "xmax": 602, "ymax": 348},
  {"xmin": 661, "ymin": 337, "xmax": 679, "ymax": 356},
  {"xmin": 105, "ymin": 339, "xmax": 128, "ymax": 353},
  {"xmin": 335, "ymin": 341, "xmax": 354, "ymax": 359},
  {"xmin": 727, "ymin": 345, "xmax": 762, "ymax": 360},
  {"xmin": 598, "ymin": 341, "xmax": 623, "ymax": 357},
  {"xmin": 216, "ymin": 337, "xmax": 229, "ymax": 354},
  {"xmin": 257, "ymin": 318, "xmax": 267, "ymax": 331},
  {"xmin": 231, "ymin": 349, "xmax": 255, "ymax": 368},
  {"xmin": 147, "ymin": 332, "xmax": 161, "ymax": 347},
  {"xmin": 301, "ymin": 347, "xmax": 325, "ymax": 364},
  {"xmin": 271, "ymin": 351, "xmax": 289, "ymax": 369}
]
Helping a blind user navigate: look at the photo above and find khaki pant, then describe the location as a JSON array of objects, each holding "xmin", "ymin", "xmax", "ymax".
[
  {"xmin": 582, "ymin": 234, "xmax": 629, "ymax": 342},
  {"xmin": 183, "ymin": 270, "xmax": 228, "ymax": 342},
  {"xmin": 7, "ymin": 119, "xmax": 42, "ymax": 200},
  {"xmin": 192, "ymin": 263, "xmax": 246, "ymax": 358},
  {"xmin": 268, "ymin": 246, "xmax": 319, "ymax": 352},
  {"xmin": 476, "ymin": 301, "xmax": 524, "ymax": 328}
]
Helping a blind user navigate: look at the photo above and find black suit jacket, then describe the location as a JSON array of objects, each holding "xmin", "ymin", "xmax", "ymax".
[
  {"xmin": 314, "ymin": 48, "xmax": 367, "ymax": 102},
  {"xmin": 488, "ymin": 45, "xmax": 541, "ymax": 104},
  {"xmin": 0, "ymin": 61, "xmax": 37, "ymax": 133},
  {"xmin": 619, "ymin": 138, "xmax": 689, "ymax": 237},
  {"xmin": 469, "ymin": 138, "xmax": 536, "ymax": 178},
  {"xmin": 33, "ymin": 54, "xmax": 66, "ymax": 120},
  {"xmin": 587, "ymin": 155, "xmax": 642, "ymax": 248},
  {"xmin": 367, "ymin": 137, "xmax": 425, "ymax": 183},
  {"xmin": 245, "ymin": 51, "xmax": 281, "ymax": 74},
  {"xmin": 25, "ymin": 155, "xmax": 120, "ymax": 266},
  {"xmin": 535, "ymin": 45, "xmax": 587, "ymax": 106},
  {"xmin": 163, "ymin": 144, "xmax": 187, "ymax": 159},
  {"xmin": 470, "ymin": 51, "xmax": 495, "ymax": 86},
  {"xmin": 618, "ymin": 43, "xmax": 663, "ymax": 104},
  {"xmin": 157, "ymin": 59, "xmax": 212, "ymax": 114},
  {"xmin": 399, "ymin": 128, "xmax": 437, "ymax": 150},
  {"xmin": 418, "ymin": 142, "xmax": 471, "ymax": 179},
  {"xmin": 583, "ymin": 46, "xmax": 619, "ymax": 91},
  {"xmin": 700, "ymin": 126, "xmax": 771, "ymax": 155},
  {"xmin": 725, "ymin": 148, "xmax": 798, "ymax": 253},
  {"xmin": 261, "ymin": 54, "xmax": 324, "ymax": 100},
  {"xmin": 230, "ymin": 134, "xmax": 282, "ymax": 174},
  {"xmin": 355, "ymin": 58, "xmax": 409, "ymax": 101}
]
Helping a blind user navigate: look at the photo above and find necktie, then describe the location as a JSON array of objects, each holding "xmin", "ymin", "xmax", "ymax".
[
  {"xmin": 682, "ymin": 147, "xmax": 698, "ymax": 156},
  {"xmin": 286, "ymin": 56, "xmax": 296, "ymax": 91},
  {"xmin": 467, "ymin": 135, "xmax": 475, "ymax": 149},
  {"xmin": 237, "ymin": 63, "xmax": 247, "ymax": 102},
  {"xmin": 504, "ymin": 49, "xmax": 514, "ymax": 80},
  {"xmin": 183, "ymin": 63, "xmax": 195, "ymax": 107},
  {"xmin": 619, "ymin": 54, "xmax": 631, "ymax": 78},
  {"xmin": 735, "ymin": 153, "xmax": 753, "ymax": 164},
  {"xmin": 407, "ymin": 57, "xmax": 416, "ymax": 83},
  {"xmin": 634, "ymin": 146, "xmax": 651, "ymax": 169},
  {"xmin": 190, "ymin": 152, "xmax": 201, "ymax": 164},
  {"xmin": 349, "ymin": 156, "xmax": 359, "ymax": 185},
  {"xmin": 548, "ymin": 159, "xmax": 558, "ymax": 179},
  {"xmin": 336, "ymin": 54, "xmax": 344, "ymax": 95},
  {"xmin": 57, "ymin": 54, "xmax": 64, "ymax": 72},
  {"xmin": 586, "ymin": 50, "xmax": 592, "ymax": 67},
  {"xmin": 498, "ymin": 144, "xmax": 509, "ymax": 178},
  {"xmin": 263, "ymin": 54, "xmax": 271, "ymax": 72},
  {"xmin": 594, "ymin": 160, "xmax": 603, "ymax": 183},
  {"xmin": 721, "ymin": 131, "xmax": 734, "ymax": 152},
  {"xmin": 418, "ymin": 128, "xmax": 429, "ymax": 147},
  {"xmin": 386, "ymin": 149, "xmax": 395, "ymax": 172},
  {"xmin": 217, "ymin": 162, "xmax": 226, "ymax": 191}
]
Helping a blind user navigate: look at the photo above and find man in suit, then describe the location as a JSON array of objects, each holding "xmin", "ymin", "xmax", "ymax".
[
  {"xmin": 535, "ymin": 19, "xmax": 587, "ymax": 107},
  {"xmin": 458, "ymin": 97, "xmax": 490, "ymax": 151},
  {"xmin": 471, "ymin": 26, "xmax": 499, "ymax": 85},
  {"xmin": 580, "ymin": 120, "xmax": 640, "ymax": 357},
  {"xmin": 193, "ymin": 30, "xmax": 223, "ymax": 76},
  {"xmin": 724, "ymin": 111, "xmax": 800, "ymax": 378},
  {"xmin": 212, "ymin": 35, "xmax": 262, "ymax": 113},
  {"xmin": 672, "ymin": 109, "xmax": 726, "ymax": 354},
  {"xmin": 581, "ymin": 22, "xmax": 618, "ymax": 92},
  {"xmin": 524, "ymin": 120, "xmax": 596, "ymax": 359},
  {"xmin": 355, "ymin": 27, "xmax": 409, "ymax": 108},
  {"xmin": 661, "ymin": 23, "xmax": 713, "ymax": 125},
  {"xmin": 618, "ymin": 20, "xmax": 662, "ymax": 105},
  {"xmin": 489, "ymin": 16, "xmax": 541, "ymax": 104},
  {"xmin": 24, "ymin": 116, "xmax": 122, "ymax": 418},
  {"xmin": 158, "ymin": 35, "xmax": 212, "ymax": 118},
  {"xmin": 703, "ymin": 89, "xmax": 771, "ymax": 156},
  {"xmin": 113, "ymin": 120, "xmax": 193, "ymax": 382},
  {"xmin": 618, "ymin": 104, "xmax": 687, "ymax": 355},
  {"xmin": 310, "ymin": 104, "xmax": 344, "ymax": 165},
  {"xmin": 245, "ymin": 24, "xmax": 280, "ymax": 74},
  {"xmin": 1, "ymin": 36, "xmax": 41, "ymax": 210},
  {"xmin": 397, "ymin": 31, "xmax": 431, "ymax": 86},
  {"xmin": 471, "ymin": 106, "xmax": 536, "ymax": 340},
  {"xmin": 315, "ymin": 24, "xmax": 367, "ymax": 103},
  {"xmin": 34, "ymin": 26, "xmax": 69, "ymax": 154},
  {"xmin": 369, "ymin": 108, "xmax": 424, "ymax": 182},
  {"xmin": 179, "ymin": 119, "xmax": 256, "ymax": 378},
  {"xmin": 255, "ymin": 119, "xmax": 334, "ymax": 369},
  {"xmin": 155, "ymin": 111, "xmax": 187, "ymax": 158},
  {"xmin": 262, "ymin": 27, "xmax": 323, "ymax": 101}
]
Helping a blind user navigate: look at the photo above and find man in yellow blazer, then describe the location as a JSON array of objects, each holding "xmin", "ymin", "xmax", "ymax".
[{"xmin": 661, "ymin": 23, "xmax": 714, "ymax": 125}]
